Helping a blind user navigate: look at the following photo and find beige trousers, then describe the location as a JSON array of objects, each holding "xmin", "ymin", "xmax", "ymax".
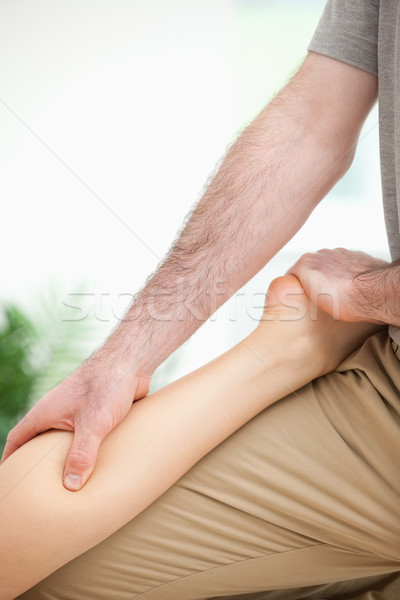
[{"xmin": 19, "ymin": 331, "xmax": 400, "ymax": 599}]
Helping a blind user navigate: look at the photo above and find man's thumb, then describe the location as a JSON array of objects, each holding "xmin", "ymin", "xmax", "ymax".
[{"xmin": 63, "ymin": 430, "xmax": 101, "ymax": 492}]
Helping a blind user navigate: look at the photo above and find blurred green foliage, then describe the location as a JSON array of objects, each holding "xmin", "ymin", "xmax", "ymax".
[{"xmin": 0, "ymin": 306, "xmax": 39, "ymax": 449}]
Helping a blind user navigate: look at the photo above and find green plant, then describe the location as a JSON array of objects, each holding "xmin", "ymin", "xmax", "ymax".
[{"xmin": 0, "ymin": 306, "xmax": 39, "ymax": 450}]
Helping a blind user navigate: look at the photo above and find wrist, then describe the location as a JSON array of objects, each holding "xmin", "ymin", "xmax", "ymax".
[
  {"xmin": 94, "ymin": 324, "xmax": 157, "ymax": 381},
  {"xmin": 350, "ymin": 270, "xmax": 390, "ymax": 324},
  {"xmin": 101, "ymin": 286, "xmax": 211, "ymax": 376}
]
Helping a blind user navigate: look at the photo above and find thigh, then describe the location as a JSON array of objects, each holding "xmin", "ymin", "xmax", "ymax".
[{"xmin": 19, "ymin": 332, "xmax": 400, "ymax": 599}]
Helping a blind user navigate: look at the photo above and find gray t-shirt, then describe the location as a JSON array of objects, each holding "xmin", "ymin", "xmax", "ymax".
[{"xmin": 308, "ymin": 0, "xmax": 400, "ymax": 344}]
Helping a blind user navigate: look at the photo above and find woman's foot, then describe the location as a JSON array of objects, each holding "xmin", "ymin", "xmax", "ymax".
[{"xmin": 251, "ymin": 275, "xmax": 382, "ymax": 379}]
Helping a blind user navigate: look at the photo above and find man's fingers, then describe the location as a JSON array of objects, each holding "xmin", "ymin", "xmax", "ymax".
[
  {"xmin": 1, "ymin": 437, "xmax": 20, "ymax": 464},
  {"xmin": 63, "ymin": 428, "xmax": 102, "ymax": 492},
  {"xmin": 0, "ymin": 413, "xmax": 51, "ymax": 464}
]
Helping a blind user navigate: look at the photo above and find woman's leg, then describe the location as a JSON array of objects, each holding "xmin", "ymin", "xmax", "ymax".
[
  {"xmin": 18, "ymin": 330, "xmax": 400, "ymax": 599},
  {"xmin": 0, "ymin": 277, "xmax": 395, "ymax": 599}
]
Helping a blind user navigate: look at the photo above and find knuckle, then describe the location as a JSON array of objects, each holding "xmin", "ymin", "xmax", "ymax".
[
  {"xmin": 299, "ymin": 252, "xmax": 313, "ymax": 263},
  {"xmin": 5, "ymin": 428, "xmax": 16, "ymax": 445},
  {"xmin": 68, "ymin": 448, "xmax": 94, "ymax": 470},
  {"xmin": 299, "ymin": 252, "xmax": 320, "ymax": 268},
  {"xmin": 5, "ymin": 421, "xmax": 23, "ymax": 441}
]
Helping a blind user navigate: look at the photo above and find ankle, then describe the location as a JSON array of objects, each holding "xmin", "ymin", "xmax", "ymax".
[{"xmin": 244, "ymin": 323, "xmax": 326, "ymax": 387}]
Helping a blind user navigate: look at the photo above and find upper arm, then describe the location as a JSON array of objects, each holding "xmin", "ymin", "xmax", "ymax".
[
  {"xmin": 298, "ymin": 51, "xmax": 378, "ymax": 153},
  {"xmin": 301, "ymin": 0, "xmax": 379, "ymax": 155}
]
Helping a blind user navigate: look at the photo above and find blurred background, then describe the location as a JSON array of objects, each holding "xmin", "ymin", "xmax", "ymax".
[{"xmin": 0, "ymin": 0, "xmax": 388, "ymax": 449}]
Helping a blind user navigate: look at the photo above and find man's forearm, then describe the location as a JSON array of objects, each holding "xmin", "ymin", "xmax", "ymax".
[
  {"xmin": 105, "ymin": 55, "xmax": 376, "ymax": 374},
  {"xmin": 350, "ymin": 261, "xmax": 400, "ymax": 325}
]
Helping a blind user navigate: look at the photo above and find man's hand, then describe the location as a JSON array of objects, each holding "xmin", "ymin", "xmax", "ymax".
[
  {"xmin": 288, "ymin": 248, "xmax": 390, "ymax": 322},
  {"xmin": 0, "ymin": 352, "xmax": 152, "ymax": 491}
]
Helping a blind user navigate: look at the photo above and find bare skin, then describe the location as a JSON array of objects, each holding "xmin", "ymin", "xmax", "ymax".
[
  {"xmin": 289, "ymin": 248, "xmax": 400, "ymax": 325},
  {"xmin": 0, "ymin": 52, "xmax": 379, "ymax": 491},
  {"xmin": 0, "ymin": 276, "xmax": 380, "ymax": 600}
]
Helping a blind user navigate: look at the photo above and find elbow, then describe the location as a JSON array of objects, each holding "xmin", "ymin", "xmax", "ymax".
[
  {"xmin": 333, "ymin": 140, "xmax": 357, "ymax": 181},
  {"xmin": 308, "ymin": 131, "xmax": 358, "ymax": 206}
]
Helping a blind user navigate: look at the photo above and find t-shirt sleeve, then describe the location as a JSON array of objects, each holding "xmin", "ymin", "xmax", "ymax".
[{"xmin": 308, "ymin": 0, "xmax": 379, "ymax": 75}]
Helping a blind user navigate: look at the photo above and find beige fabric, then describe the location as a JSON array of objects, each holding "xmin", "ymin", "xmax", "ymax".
[{"xmin": 19, "ymin": 331, "xmax": 400, "ymax": 599}]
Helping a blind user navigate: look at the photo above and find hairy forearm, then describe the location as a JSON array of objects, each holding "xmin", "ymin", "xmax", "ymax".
[
  {"xmin": 350, "ymin": 261, "xmax": 400, "ymax": 325},
  {"xmin": 105, "ymin": 56, "xmax": 370, "ymax": 374}
]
